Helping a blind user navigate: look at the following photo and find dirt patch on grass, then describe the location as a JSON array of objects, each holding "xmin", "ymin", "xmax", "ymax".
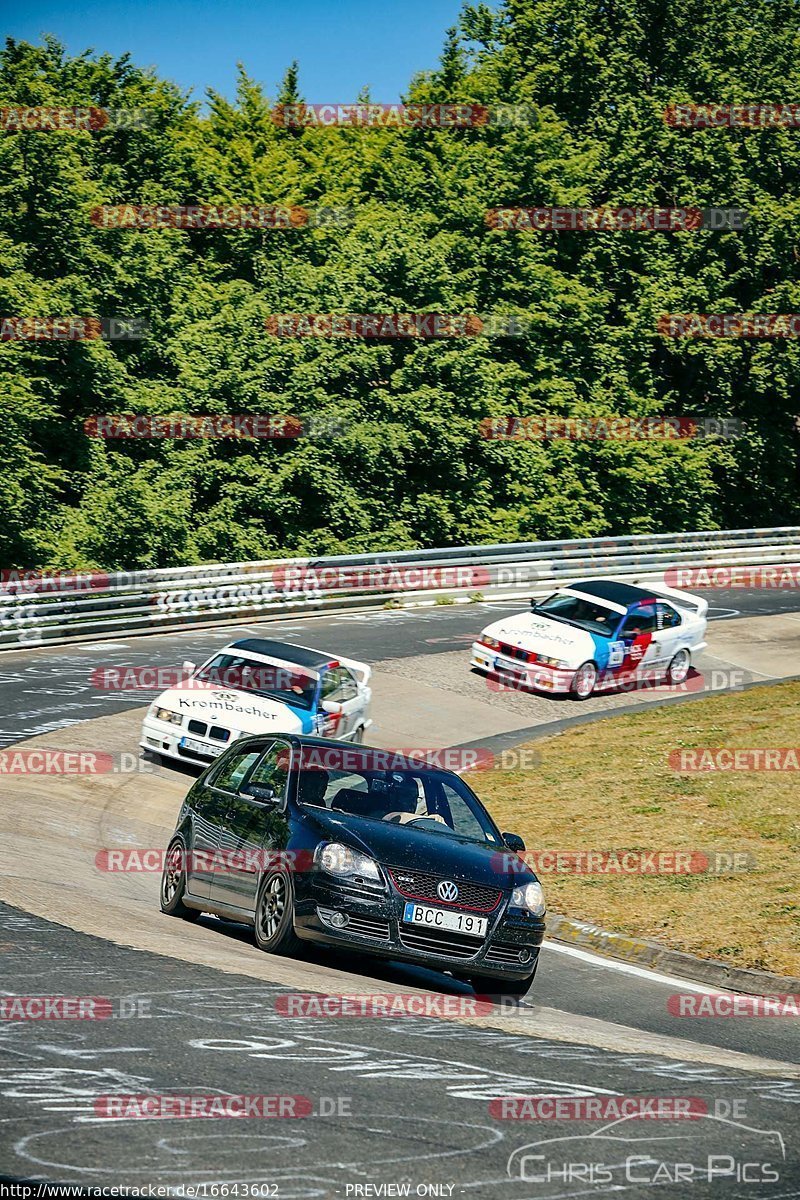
[{"xmin": 473, "ymin": 682, "xmax": 800, "ymax": 975}]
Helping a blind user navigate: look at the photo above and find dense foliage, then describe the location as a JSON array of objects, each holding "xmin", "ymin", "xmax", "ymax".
[{"xmin": 1, "ymin": 0, "xmax": 799, "ymax": 570}]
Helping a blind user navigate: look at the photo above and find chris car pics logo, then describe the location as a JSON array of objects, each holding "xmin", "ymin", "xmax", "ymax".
[{"xmin": 506, "ymin": 1115, "xmax": 785, "ymax": 1186}]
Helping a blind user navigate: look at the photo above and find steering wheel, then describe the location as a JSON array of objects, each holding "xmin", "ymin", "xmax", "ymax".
[{"xmin": 384, "ymin": 812, "xmax": 448, "ymax": 826}]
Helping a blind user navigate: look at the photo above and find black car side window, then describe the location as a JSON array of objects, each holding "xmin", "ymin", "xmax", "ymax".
[
  {"xmin": 249, "ymin": 740, "xmax": 292, "ymax": 801},
  {"xmin": 208, "ymin": 748, "xmax": 263, "ymax": 793}
]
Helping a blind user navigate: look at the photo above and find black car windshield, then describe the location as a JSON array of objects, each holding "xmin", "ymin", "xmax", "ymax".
[
  {"xmin": 194, "ymin": 653, "xmax": 318, "ymax": 710},
  {"xmin": 534, "ymin": 592, "xmax": 617, "ymax": 637},
  {"xmin": 296, "ymin": 756, "xmax": 501, "ymax": 846}
]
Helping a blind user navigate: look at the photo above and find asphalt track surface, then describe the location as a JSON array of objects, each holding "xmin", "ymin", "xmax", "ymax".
[{"xmin": 1, "ymin": 589, "xmax": 799, "ymax": 1195}]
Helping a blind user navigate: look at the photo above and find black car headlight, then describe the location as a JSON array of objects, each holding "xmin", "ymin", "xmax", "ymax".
[
  {"xmin": 315, "ymin": 842, "xmax": 383, "ymax": 885},
  {"xmin": 510, "ymin": 881, "xmax": 546, "ymax": 916}
]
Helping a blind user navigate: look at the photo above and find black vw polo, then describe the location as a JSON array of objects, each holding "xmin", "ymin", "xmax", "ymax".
[{"xmin": 159, "ymin": 734, "xmax": 545, "ymax": 996}]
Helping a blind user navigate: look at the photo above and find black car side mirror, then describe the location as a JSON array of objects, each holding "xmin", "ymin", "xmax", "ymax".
[
  {"xmin": 502, "ymin": 831, "xmax": 526, "ymax": 852},
  {"xmin": 241, "ymin": 783, "xmax": 277, "ymax": 806}
]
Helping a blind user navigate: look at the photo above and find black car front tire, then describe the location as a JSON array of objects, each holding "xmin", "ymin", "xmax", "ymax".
[
  {"xmin": 160, "ymin": 836, "xmax": 200, "ymax": 921},
  {"xmin": 254, "ymin": 869, "xmax": 302, "ymax": 956},
  {"xmin": 470, "ymin": 959, "xmax": 538, "ymax": 999}
]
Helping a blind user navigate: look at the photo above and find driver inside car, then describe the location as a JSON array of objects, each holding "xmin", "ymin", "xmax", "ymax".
[{"xmin": 380, "ymin": 775, "xmax": 447, "ymax": 826}]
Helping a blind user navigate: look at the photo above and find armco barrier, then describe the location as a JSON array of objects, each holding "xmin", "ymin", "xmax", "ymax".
[{"xmin": 0, "ymin": 526, "xmax": 797, "ymax": 649}]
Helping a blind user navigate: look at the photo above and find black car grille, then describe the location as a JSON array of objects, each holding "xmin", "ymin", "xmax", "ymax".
[
  {"xmin": 399, "ymin": 927, "xmax": 484, "ymax": 960},
  {"xmin": 187, "ymin": 719, "xmax": 231, "ymax": 743},
  {"xmin": 484, "ymin": 942, "xmax": 536, "ymax": 965},
  {"xmin": 346, "ymin": 914, "xmax": 391, "ymax": 940},
  {"xmin": 388, "ymin": 867, "xmax": 502, "ymax": 913},
  {"xmin": 499, "ymin": 642, "xmax": 531, "ymax": 664}
]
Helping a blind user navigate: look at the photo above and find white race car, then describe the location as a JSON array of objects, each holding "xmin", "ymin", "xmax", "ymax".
[
  {"xmin": 471, "ymin": 578, "xmax": 708, "ymax": 699},
  {"xmin": 140, "ymin": 637, "xmax": 372, "ymax": 765}
]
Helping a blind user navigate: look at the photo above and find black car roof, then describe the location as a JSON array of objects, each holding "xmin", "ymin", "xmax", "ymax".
[
  {"xmin": 228, "ymin": 638, "xmax": 335, "ymax": 670},
  {"xmin": 232, "ymin": 732, "xmax": 460, "ymax": 774},
  {"xmin": 567, "ymin": 579, "xmax": 655, "ymax": 607}
]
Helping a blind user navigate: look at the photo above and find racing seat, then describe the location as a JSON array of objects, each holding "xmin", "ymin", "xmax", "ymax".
[
  {"xmin": 298, "ymin": 769, "xmax": 329, "ymax": 808},
  {"xmin": 330, "ymin": 789, "xmax": 381, "ymax": 818}
]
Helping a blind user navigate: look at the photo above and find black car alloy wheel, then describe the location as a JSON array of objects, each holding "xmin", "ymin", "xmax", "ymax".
[
  {"xmin": 254, "ymin": 868, "xmax": 302, "ymax": 955},
  {"xmin": 160, "ymin": 836, "xmax": 200, "ymax": 921}
]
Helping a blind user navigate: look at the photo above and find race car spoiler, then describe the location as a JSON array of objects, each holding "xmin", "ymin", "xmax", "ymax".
[
  {"xmin": 336, "ymin": 654, "xmax": 372, "ymax": 686},
  {"xmin": 637, "ymin": 581, "xmax": 709, "ymax": 618}
]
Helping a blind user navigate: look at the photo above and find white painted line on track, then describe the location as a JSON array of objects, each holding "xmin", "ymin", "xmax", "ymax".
[{"xmin": 543, "ymin": 939, "xmax": 722, "ymax": 993}]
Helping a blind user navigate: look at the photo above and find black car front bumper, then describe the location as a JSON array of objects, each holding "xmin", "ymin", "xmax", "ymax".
[{"xmin": 294, "ymin": 872, "xmax": 544, "ymax": 980}]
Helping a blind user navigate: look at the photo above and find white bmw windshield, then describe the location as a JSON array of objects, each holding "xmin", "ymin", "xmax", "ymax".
[{"xmin": 535, "ymin": 593, "xmax": 618, "ymax": 637}]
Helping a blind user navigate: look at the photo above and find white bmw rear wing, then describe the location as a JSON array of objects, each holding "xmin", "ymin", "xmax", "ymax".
[
  {"xmin": 639, "ymin": 581, "xmax": 709, "ymax": 620},
  {"xmin": 336, "ymin": 654, "xmax": 372, "ymax": 686}
]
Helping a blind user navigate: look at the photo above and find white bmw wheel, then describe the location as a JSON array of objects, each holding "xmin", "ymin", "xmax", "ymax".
[
  {"xmin": 666, "ymin": 648, "xmax": 691, "ymax": 684},
  {"xmin": 570, "ymin": 661, "xmax": 597, "ymax": 700}
]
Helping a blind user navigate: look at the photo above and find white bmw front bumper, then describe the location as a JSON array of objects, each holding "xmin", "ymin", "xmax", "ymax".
[
  {"xmin": 470, "ymin": 641, "xmax": 575, "ymax": 694},
  {"xmin": 139, "ymin": 713, "xmax": 234, "ymax": 764}
]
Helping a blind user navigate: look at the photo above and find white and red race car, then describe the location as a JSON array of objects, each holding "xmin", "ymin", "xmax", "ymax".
[
  {"xmin": 471, "ymin": 578, "xmax": 708, "ymax": 699},
  {"xmin": 140, "ymin": 638, "xmax": 372, "ymax": 765}
]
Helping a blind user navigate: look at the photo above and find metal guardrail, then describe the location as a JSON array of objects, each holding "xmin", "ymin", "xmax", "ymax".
[{"xmin": 0, "ymin": 526, "xmax": 797, "ymax": 649}]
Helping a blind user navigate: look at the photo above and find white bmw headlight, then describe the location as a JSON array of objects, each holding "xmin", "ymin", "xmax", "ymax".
[
  {"xmin": 316, "ymin": 842, "xmax": 382, "ymax": 883},
  {"xmin": 535, "ymin": 655, "xmax": 570, "ymax": 669},
  {"xmin": 510, "ymin": 881, "xmax": 546, "ymax": 916},
  {"xmin": 154, "ymin": 706, "xmax": 182, "ymax": 725}
]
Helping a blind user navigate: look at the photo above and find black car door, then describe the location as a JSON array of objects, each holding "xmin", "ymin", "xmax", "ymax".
[
  {"xmin": 183, "ymin": 769, "xmax": 232, "ymax": 903},
  {"xmin": 193, "ymin": 743, "xmax": 265, "ymax": 908},
  {"xmin": 208, "ymin": 739, "xmax": 292, "ymax": 914}
]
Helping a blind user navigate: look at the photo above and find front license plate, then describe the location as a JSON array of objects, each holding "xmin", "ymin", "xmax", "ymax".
[
  {"xmin": 403, "ymin": 902, "xmax": 488, "ymax": 937},
  {"xmin": 180, "ymin": 736, "xmax": 224, "ymax": 758},
  {"xmin": 495, "ymin": 657, "xmax": 526, "ymax": 676}
]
